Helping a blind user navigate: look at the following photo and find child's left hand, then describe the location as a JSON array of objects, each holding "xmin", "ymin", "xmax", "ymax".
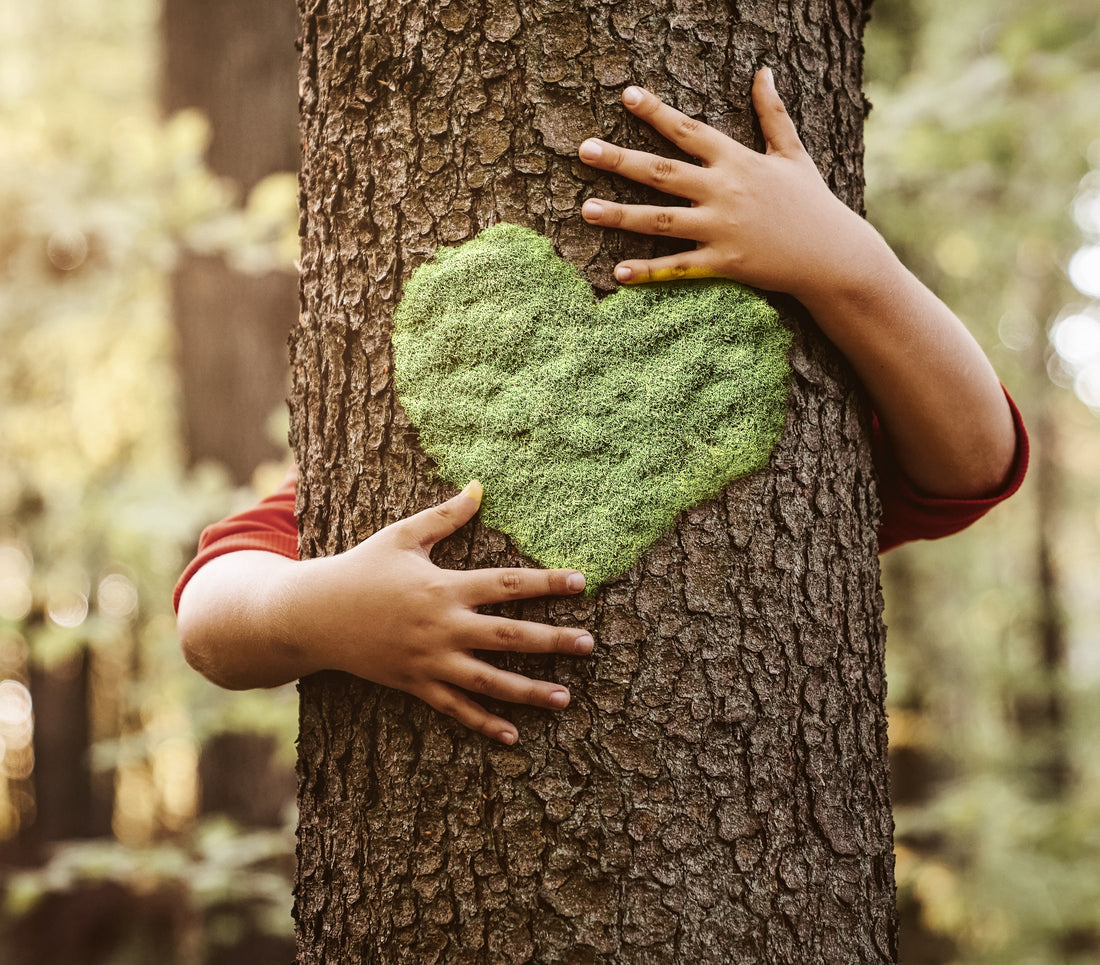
[
  {"xmin": 578, "ymin": 67, "xmax": 881, "ymax": 305},
  {"xmin": 579, "ymin": 67, "xmax": 1019, "ymax": 502}
]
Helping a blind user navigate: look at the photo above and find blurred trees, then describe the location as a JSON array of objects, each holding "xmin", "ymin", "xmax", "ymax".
[
  {"xmin": 163, "ymin": 0, "xmax": 300, "ymax": 482},
  {"xmin": 162, "ymin": 0, "xmax": 299, "ymax": 841},
  {"xmin": 0, "ymin": 1, "xmax": 298, "ymax": 962},
  {"xmin": 865, "ymin": 0, "xmax": 1100, "ymax": 961}
]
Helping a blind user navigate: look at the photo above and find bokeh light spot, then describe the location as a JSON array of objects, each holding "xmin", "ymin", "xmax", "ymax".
[{"xmin": 46, "ymin": 228, "xmax": 89, "ymax": 271}]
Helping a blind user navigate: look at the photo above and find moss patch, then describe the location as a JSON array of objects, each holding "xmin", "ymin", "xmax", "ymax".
[{"xmin": 392, "ymin": 222, "xmax": 792, "ymax": 591}]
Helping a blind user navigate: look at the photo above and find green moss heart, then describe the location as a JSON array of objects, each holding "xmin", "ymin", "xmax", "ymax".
[{"xmin": 392, "ymin": 222, "xmax": 792, "ymax": 591}]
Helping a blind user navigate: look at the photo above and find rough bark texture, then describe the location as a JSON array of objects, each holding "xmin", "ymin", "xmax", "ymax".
[{"xmin": 291, "ymin": 1, "xmax": 895, "ymax": 962}]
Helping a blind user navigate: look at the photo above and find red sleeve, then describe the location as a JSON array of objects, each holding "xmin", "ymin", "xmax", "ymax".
[
  {"xmin": 875, "ymin": 390, "xmax": 1029, "ymax": 553},
  {"xmin": 173, "ymin": 464, "xmax": 300, "ymax": 612}
]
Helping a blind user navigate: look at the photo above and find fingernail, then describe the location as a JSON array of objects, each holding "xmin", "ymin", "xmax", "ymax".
[
  {"xmin": 579, "ymin": 138, "xmax": 602, "ymax": 161},
  {"xmin": 549, "ymin": 691, "xmax": 570, "ymax": 709},
  {"xmin": 575, "ymin": 634, "xmax": 594, "ymax": 655},
  {"xmin": 763, "ymin": 66, "xmax": 775, "ymax": 90},
  {"xmin": 461, "ymin": 480, "xmax": 483, "ymax": 506},
  {"xmin": 582, "ymin": 200, "xmax": 603, "ymax": 221},
  {"xmin": 615, "ymin": 265, "xmax": 633, "ymax": 282},
  {"xmin": 623, "ymin": 86, "xmax": 643, "ymax": 107},
  {"xmin": 499, "ymin": 729, "xmax": 517, "ymax": 745},
  {"xmin": 566, "ymin": 572, "xmax": 586, "ymax": 592}
]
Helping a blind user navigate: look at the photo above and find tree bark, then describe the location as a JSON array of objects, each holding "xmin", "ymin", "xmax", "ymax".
[{"xmin": 291, "ymin": 1, "xmax": 895, "ymax": 962}]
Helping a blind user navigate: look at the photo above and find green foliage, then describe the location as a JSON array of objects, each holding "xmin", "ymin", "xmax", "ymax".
[
  {"xmin": 393, "ymin": 223, "xmax": 792, "ymax": 590},
  {"xmin": 867, "ymin": 1, "xmax": 1100, "ymax": 962},
  {"xmin": 0, "ymin": 0, "xmax": 299, "ymax": 956},
  {"xmin": 2, "ymin": 814, "xmax": 295, "ymax": 936}
]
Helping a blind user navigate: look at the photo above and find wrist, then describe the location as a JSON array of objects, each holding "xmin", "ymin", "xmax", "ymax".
[
  {"xmin": 791, "ymin": 219, "xmax": 904, "ymax": 343},
  {"xmin": 260, "ymin": 555, "xmax": 331, "ymax": 680}
]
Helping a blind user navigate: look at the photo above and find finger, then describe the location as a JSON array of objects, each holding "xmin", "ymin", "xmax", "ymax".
[
  {"xmin": 618, "ymin": 85, "xmax": 734, "ymax": 163},
  {"xmin": 458, "ymin": 566, "xmax": 586, "ymax": 606},
  {"xmin": 422, "ymin": 682, "xmax": 521, "ymax": 745},
  {"xmin": 612, "ymin": 251, "xmax": 722, "ymax": 285},
  {"xmin": 581, "ymin": 198, "xmax": 712, "ymax": 243},
  {"xmin": 463, "ymin": 614, "xmax": 595, "ymax": 657},
  {"xmin": 578, "ymin": 138, "xmax": 705, "ymax": 200},
  {"xmin": 398, "ymin": 480, "xmax": 483, "ymax": 550},
  {"xmin": 752, "ymin": 67, "xmax": 804, "ymax": 157},
  {"xmin": 452, "ymin": 657, "xmax": 572, "ymax": 712}
]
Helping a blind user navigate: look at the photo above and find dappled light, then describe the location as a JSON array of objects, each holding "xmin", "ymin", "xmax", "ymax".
[
  {"xmin": 1, "ymin": 0, "xmax": 299, "ymax": 959},
  {"xmin": 1068, "ymin": 246, "xmax": 1100, "ymax": 299},
  {"xmin": 0, "ymin": 0, "xmax": 1098, "ymax": 961},
  {"xmin": 867, "ymin": 0, "xmax": 1100, "ymax": 961}
]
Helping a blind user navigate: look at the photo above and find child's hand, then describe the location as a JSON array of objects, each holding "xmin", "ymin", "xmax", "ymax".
[
  {"xmin": 578, "ymin": 67, "xmax": 880, "ymax": 303},
  {"xmin": 575, "ymin": 68, "xmax": 1018, "ymax": 501},
  {"xmin": 283, "ymin": 481, "xmax": 592, "ymax": 745}
]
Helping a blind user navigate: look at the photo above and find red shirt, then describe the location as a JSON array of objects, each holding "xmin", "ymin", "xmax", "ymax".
[{"xmin": 173, "ymin": 396, "xmax": 1029, "ymax": 611}]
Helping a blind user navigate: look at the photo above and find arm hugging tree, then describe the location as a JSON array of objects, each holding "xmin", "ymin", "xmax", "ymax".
[{"xmin": 291, "ymin": 0, "xmax": 897, "ymax": 961}]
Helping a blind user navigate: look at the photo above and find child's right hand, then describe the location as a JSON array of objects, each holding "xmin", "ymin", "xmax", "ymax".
[
  {"xmin": 284, "ymin": 481, "xmax": 592, "ymax": 745},
  {"xmin": 179, "ymin": 482, "xmax": 592, "ymax": 746}
]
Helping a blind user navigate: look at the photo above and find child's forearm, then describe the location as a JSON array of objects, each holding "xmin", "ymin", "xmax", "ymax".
[
  {"xmin": 794, "ymin": 225, "xmax": 1018, "ymax": 498},
  {"xmin": 177, "ymin": 550, "xmax": 319, "ymax": 690}
]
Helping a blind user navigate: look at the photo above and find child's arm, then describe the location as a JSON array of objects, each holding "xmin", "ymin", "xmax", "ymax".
[
  {"xmin": 176, "ymin": 481, "xmax": 592, "ymax": 746},
  {"xmin": 578, "ymin": 68, "xmax": 1017, "ymax": 500}
]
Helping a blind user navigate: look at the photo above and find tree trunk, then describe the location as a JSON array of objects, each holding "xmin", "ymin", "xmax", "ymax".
[
  {"xmin": 24, "ymin": 649, "xmax": 111, "ymax": 845},
  {"xmin": 162, "ymin": 0, "xmax": 300, "ymax": 825},
  {"xmin": 163, "ymin": 0, "xmax": 300, "ymax": 482},
  {"xmin": 291, "ymin": 1, "xmax": 895, "ymax": 962}
]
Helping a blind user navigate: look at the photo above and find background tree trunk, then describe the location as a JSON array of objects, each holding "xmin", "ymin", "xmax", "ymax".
[
  {"xmin": 291, "ymin": 0, "xmax": 896, "ymax": 961},
  {"xmin": 24, "ymin": 649, "xmax": 111, "ymax": 846},
  {"xmin": 162, "ymin": 0, "xmax": 300, "ymax": 828},
  {"xmin": 162, "ymin": 0, "xmax": 300, "ymax": 482},
  {"xmin": 162, "ymin": 7, "xmax": 300, "ymax": 962}
]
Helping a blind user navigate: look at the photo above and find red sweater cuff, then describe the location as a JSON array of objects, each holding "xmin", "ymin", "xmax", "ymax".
[
  {"xmin": 172, "ymin": 465, "xmax": 300, "ymax": 612},
  {"xmin": 875, "ymin": 390, "xmax": 1029, "ymax": 552}
]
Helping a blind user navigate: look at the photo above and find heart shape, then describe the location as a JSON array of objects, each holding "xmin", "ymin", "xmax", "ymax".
[{"xmin": 392, "ymin": 223, "xmax": 792, "ymax": 591}]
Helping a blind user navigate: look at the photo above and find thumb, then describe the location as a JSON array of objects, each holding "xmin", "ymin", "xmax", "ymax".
[
  {"xmin": 752, "ymin": 67, "xmax": 803, "ymax": 157},
  {"xmin": 401, "ymin": 480, "xmax": 483, "ymax": 550}
]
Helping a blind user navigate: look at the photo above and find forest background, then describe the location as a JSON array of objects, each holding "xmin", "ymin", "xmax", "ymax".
[{"xmin": 1, "ymin": 0, "xmax": 1099, "ymax": 963}]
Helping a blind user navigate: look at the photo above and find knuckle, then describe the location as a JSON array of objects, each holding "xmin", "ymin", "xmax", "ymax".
[
  {"xmin": 650, "ymin": 156, "xmax": 675, "ymax": 183},
  {"xmin": 660, "ymin": 258, "xmax": 693, "ymax": 279},
  {"xmin": 494, "ymin": 622, "xmax": 522, "ymax": 648},
  {"xmin": 605, "ymin": 145, "xmax": 626, "ymax": 171},
  {"xmin": 546, "ymin": 570, "xmax": 568, "ymax": 594},
  {"xmin": 478, "ymin": 720, "xmax": 500, "ymax": 740},
  {"xmin": 417, "ymin": 574, "xmax": 452, "ymax": 602},
  {"xmin": 469, "ymin": 669, "xmax": 495, "ymax": 694},
  {"xmin": 675, "ymin": 117, "xmax": 701, "ymax": 139},
  {"xmin": 653, "ymin": 211, "xmax": 675, "ymax": 234},
  {"xmin": 603, "ymin": 204, "xmax": 624, "ymax": 227},
  {"xmin": 637, "ymin": 95, "xmax": 660, "ymax": 120},
  {"xmin": 429, "ymin": 689, "xmax": 461, "ymax": 718},
  {"xmin": 768, "ymin": 102, "xmax": 792, "ymax": 127},
  {"xmin": 498, "ymin": 570, "xmax": 523, "ymax": 593},
  {"xmin": 427, "ymin": 503, "xmax": 458, "ymax": 531}
]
